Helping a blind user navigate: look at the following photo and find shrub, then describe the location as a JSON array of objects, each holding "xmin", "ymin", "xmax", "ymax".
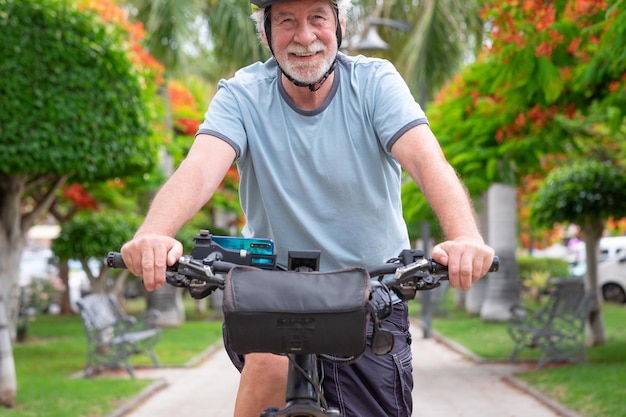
[{"xmin": 518, "ymin": 255, "xmax": 571, "ymax": 282}]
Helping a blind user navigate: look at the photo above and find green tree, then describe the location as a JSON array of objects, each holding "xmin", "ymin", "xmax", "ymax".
[
  {"xmin": 53, "ymin": 211, "xmax": 141, "ymax": 295},
  {"xmin": 0, "ymin": 0, "xmax": 160, "ymax": 406},
  {"xmin": 402, "ymin": 0, "xmax": 626, "ymax": 320},
  {"xmin": 532, "ymin": 159, "xmax": 626, "ymax": 344}
]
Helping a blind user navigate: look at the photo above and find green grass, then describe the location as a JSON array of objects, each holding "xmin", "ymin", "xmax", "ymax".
[
  {"xmin": 9, "ymin": 293, "xmax": 625, "ymax": 417},
  {"xmin": 413, "ymin": 294, "xmax": 626, "ymax": 417},
  {"xmin": 6, "ymin": 298, "xmax": 223, "ymax": 417}
]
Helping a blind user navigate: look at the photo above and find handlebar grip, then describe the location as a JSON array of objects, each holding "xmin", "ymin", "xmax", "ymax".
[
  {"xmin": 431, "ymin": 256, "xmax": 500, "ymax": 274},
  {"xmin": 489, "ymin": 256, "xmax": 499, "ymax": 272},
  {"xmin": 107, "ymin": 252, "xmax": 127, "ymax": 269}
]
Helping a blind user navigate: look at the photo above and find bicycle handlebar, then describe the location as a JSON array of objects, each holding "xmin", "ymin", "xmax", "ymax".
[
  {"xmin": 107, "ymin": 244, "xmax": 499, "ymax": 301},
  {"xmin": 108, "ymin": 235, "xmax": 497, "ymax": 417}
]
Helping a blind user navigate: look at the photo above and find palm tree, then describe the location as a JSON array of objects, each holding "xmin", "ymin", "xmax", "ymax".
[
  {"xmin": 204, "ymin": 0, "xmax": 270, "ymax": 77},
  {"xmin": 348, "ymin": 0, "xmax": 483, "ymax": 107},
  {"xmin": 123, "ymin": 0, "xmax": 268, "ymax": 80},
  {"xmin": 123, "ymin": 0, "xmax": 207, "ymax": 74},
  {"xmin": 123, "ymin": 0, "xmax": 484, "ymax": 98}
]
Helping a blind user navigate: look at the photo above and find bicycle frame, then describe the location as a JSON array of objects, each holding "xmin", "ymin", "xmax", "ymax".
[
  {"xmin": 261, "ymin": 354, "xmax": 340, "ymax": 417},
  {"xmin": 259, "ymin": 250, "xmax": 342, "ymax": 417}
]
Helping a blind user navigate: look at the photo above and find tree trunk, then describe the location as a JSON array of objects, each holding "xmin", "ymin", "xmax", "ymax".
[
  {"xmin": 0, "ymin": 175, "xmax": 27, "ymax": 341},
  {"xmin": 58, "ymin": 260, "xmax": 73, "ymax": 315},
  {"xmin": 454, "ymin": 287, "xmax": 466, "ymax": 309},
  {"xmin": 89, "ymin": 275, "xmax": 107, "ymax": 294},
  {"xmin": 480, "ymin": 183, "xmax": 521, "ymax": 321},
  {"xmin": 0, "ymin": 173, "xmax": 63, "ymax": 407},
  {"xmin": 465, "ymin": 190, "xmax": 489, "ymax": 315},
  {"xmin": 582, "ymin": 220, "xmax": 606, "ymax": 345},
  {"xmin": 209, "ymin": 290, "xmax": 223, "ymax": 318},
  {"xmin": 0, "ymin": 296, "xmax": 17, "ymax": 408},
  {"xmin": 110, "ymin": 268, "xmax": 130, "ymax": 300},
  {"xmin": 465, "ymin": 278, "xmax": 488, "ymax": 315},
  {"xmin": 146, "ymin": 285, "xmax": 185, "ymax": 327}
]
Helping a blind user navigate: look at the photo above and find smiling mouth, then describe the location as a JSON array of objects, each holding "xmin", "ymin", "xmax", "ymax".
[{"xmin": 291, "ymin": 51, "xmax": 319, "ymax": 57}]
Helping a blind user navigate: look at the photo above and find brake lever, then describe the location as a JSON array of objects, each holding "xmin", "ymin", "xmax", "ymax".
[
  {"xmin": 392, "ymin": 256, "xmax": 500, "ymax": 299},
  {"xmin": 414, "ymin": 276, "xmax": 444, "ymax": 291},
  {"xmin": 176, "ymin": 256, "xmax": 227, "ymax": 299},
  {"xmin": 391, "ymin": 258, "xmax": 437, "ymax": 299},
  {"xmin": 165, "ymin": 270, "xmax": 191, "ymax": 288}
]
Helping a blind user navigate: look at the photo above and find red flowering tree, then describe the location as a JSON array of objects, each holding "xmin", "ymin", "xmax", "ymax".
[
  {"xmin": 404, "ymin": 0, "xmax": 625, "ymax": 241},
  {"xmin": 420, "ymin": 0, "xmax": 625, "ymax": 193},
  {"xmin": 402, "ymin": 0, "xmax": 625, "ymax": 322},
  {"xmin": 167, "ymin": 80, "xmax": 243, "ymax": 231}
]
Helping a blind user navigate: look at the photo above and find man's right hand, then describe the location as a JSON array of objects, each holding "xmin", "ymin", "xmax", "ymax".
[{"xmin": 120, "ymin": 235, "xmax": 184, "ymax": 291}]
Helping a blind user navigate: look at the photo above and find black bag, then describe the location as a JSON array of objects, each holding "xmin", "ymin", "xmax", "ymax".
[{"xmin": 223, "ymin": 266, "xmax": 371, "ymax": 356}]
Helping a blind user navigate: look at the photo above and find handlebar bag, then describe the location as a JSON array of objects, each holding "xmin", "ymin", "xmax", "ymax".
[{"xmin": 223, "ymin": 266, "xmax": 371, "ymax": 356}]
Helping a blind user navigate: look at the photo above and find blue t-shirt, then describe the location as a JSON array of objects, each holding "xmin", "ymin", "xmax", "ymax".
[{"xmin": 197, "ymin": 53, "xmax": 428, "ymax": 271}]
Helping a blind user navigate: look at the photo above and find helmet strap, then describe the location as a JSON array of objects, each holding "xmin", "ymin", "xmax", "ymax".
[
  {"xmin": 282, "ymin": 59, "xmax": 336, "ymax": 92},
  {"xmin": 264, "ymin": 5, "xmax": 341, "ymax": 92}
]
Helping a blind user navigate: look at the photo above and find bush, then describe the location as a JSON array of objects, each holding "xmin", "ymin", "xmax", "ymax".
[{"xmin": 518, "ymin": 255, "xmax": 571, "ymax": 283}]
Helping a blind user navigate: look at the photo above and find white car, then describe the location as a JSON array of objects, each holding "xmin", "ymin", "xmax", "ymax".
[
  {"xmin": 20, "ymin": 248, "xmax": 93, "ymax": 312},
  {"xmin": 598, "ymin": 255, "xmax": 626, "ymax": 304},
  {"xmin": 19, "ymin": 246, "xmax": 57, "ymax": 286}
]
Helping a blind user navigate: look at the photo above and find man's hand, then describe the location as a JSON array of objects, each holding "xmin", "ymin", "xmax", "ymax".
[
  {"xmin": 431, "ymin": 239, "xmax": 495, "ymax": 291},
  {"xmin": 120, "ymin": 235, "xmax": 183, "ymax": 291}
]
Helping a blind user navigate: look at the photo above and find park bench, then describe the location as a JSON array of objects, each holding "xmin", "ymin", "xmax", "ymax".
[
  {"xmin": 76, "ymin": 293, "xmax": 161, "ymax": 377},
  {"xmin": 508, "ymin": 278, "xmax": 595, "ymax": 369}
]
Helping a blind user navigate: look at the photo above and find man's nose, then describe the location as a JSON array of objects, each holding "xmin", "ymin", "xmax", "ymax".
[{"xmin": 293, "ymin": 23, "xmax": 316, "ymax": 45}]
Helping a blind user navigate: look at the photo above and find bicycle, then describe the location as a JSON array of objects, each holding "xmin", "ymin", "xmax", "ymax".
[{"xmin": 108, "ymin": 230, "xmax": 499, "ymax": 417}]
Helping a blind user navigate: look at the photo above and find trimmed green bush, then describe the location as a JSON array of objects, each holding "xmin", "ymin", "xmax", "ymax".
[
  {"xmin": 518, "ymin": 255, "xmax": 571, "ymax": 281},
  {"xmin": 0, "ymin": 0, "xmax": 157, "ymax": 181}
]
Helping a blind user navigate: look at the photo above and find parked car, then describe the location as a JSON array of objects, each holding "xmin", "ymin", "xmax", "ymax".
[
  {"xmin": 565, "ymin": 236, "xmax": 626, "ymax": 264},
  {"xmin": 598, "ymin": 236, "xmax": 626, "ymax": 262},
  {"xmin": 598, "ymin": 255, "xmax": 626, "ymax": 304},
  {"xmin": 19, "ymin": 246, "xmax": 57, "ymax": 286}
]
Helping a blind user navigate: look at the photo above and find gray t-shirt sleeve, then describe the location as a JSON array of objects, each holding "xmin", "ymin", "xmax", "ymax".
[
  {"xmin": 196, "ymin": 79, "xmax": 247, "ymax": 160},
  {"xmin": 364, "ymin": 59, "xmax": 428, "ymax": 153}
]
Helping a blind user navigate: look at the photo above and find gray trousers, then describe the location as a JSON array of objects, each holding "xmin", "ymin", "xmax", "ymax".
[{"xmin": 321, "ymin": 301, "xmax": 413, "ymax": 417}]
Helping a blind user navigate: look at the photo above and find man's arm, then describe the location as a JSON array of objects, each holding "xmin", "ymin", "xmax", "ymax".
[
  {"xmin": 121, "ymin": 134, "xmax": 237, "ymax": 290},
  {"xmin": 391, "ymin": 124, "xmax": 494, "ymax": 290}
]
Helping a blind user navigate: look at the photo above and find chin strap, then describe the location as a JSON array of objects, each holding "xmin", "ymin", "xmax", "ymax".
[{"xmin": 264, "ymin": 6, "xmax": 341, "ymax": 92}]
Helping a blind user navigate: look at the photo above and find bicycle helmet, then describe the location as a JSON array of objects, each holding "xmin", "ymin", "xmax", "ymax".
[{"xmin": 250, "ymin": 0, "xmax": 344, "ymax": 91}]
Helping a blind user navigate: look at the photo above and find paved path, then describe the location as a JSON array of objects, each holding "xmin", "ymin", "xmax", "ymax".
[{"xmin": 112, "ymin": 323, "xmax": 578, "ymax": 417}]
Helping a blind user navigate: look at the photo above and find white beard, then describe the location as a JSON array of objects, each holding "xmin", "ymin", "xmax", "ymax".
[{"xmin": 279, "ymin": 40, "xmax": 336, "ymax": 84}]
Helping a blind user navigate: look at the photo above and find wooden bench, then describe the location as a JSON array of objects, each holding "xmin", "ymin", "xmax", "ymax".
[
  {"xmin": 508, "ymin": 278, "xmax": 595, "ymax": 369},
  {"xmin": 76, "ymin": 293, "xmax": 161, "ymax": 377}
]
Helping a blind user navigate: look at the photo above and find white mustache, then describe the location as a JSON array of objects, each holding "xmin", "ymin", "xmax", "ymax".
[{"xmin": 285, "ymin": 40, "xmax": 326, "ymax": 56}]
